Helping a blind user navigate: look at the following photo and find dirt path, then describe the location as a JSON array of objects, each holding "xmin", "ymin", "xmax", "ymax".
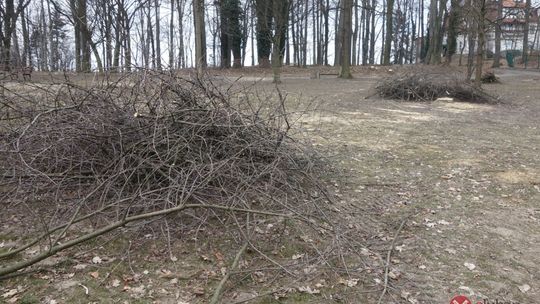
[{"xmin": 273, "ymin": 68, "xmax": 540, "ymax": 303}]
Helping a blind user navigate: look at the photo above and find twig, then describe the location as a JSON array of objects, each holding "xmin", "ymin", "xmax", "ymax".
[
  {"xmin": 78, "ymin": 283, "xmax": 89, "ymax": 295},
  {"xmin": 376, "ymin": 214, "xmax": 410, "ymax": 304},
  {"xmin": 209, "ymin": 242, "xmax": 249, "ymax": 304}
]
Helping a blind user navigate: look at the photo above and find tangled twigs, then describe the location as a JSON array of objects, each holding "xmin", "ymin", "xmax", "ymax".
[{"xmin": 0, "ymin": 71, "xmax": 328, "ymax": 279}]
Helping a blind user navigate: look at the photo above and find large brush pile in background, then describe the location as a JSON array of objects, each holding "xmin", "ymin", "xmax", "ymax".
[{"xmin": 375, "ymin": 67, "xmax": 499, "ymax": 103}]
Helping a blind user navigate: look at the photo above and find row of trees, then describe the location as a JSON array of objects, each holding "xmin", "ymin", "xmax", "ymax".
[{"xmin": 0, "ymin": 0, "xmax": 538, "ymax": 79}]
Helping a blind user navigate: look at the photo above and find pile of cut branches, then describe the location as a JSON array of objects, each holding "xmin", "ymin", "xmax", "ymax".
[
  {"xmin": 375, "ymin": 67, "xmax": 498, "ymax": 103},
  {"xmin": 0, "ymin": 72, "xmax": 332, "ymax": 282},
  {"xmin": 481, "ymin": 71, "xmax": 500, "ymax": 83}
]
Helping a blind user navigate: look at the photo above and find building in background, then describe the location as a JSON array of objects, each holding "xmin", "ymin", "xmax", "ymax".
[{"xmin": 456, "ymin": 0, "xmax": 540, "ymax": 57}]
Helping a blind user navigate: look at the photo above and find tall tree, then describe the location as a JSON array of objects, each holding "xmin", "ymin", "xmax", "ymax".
[
  {"xmin": 473, "ymin": 0, "xmax": 486, "ymax": 87},
  {"xmin": 220, "ymin": 0, "xmax": 243, "ymax": 68},
  {"xmin": 361, "ymin": 0, "xmax": 370, "ymax": 65},
  {"xmin": 522, "ymin": 0, "xmax": 531, "ymax": 68},
  {"xmin": 177, "ymin": 0, "xmax": 186, "ymax": 68},
  {"xmin": 492, "ymin": 0, "xmax": 502, "ymax": 68},
  {"xmin": 155, "ymin": 0, "xmax": 161, "ymax": 70},
  {"xmin": 383, "ymin": 0, "xmax": 394, "ymax": 65},
  {"xmin": 339, "ymin": 0, "xmax": 353, "ymax": 78},
  {"xmin": 368, "ymin": 0, "xmax": 376, "ymax": 64},
  {"xmin": 271, "ymin": 0, "xmax": 288, "ymax": 83},
  {"xmin": 425, "ymin": 0, "xmax": 447, "ymax": 64},
  {"xmin": 445, "ymin": 0, "xmax": 460, "ymax": 64},
  {"xmin": 0, "ymin": 0, "xmax": 31, "ymax": 69},
  {"xmin": 255, "ymin": 0, "xmax": 272, "ymax": 67},
  {"xmin": 193, "ymin": 0, "xmax": 206, "ymax": 74},
  {"xmin": 169, "ymin": 0, "xmax": 175, "ymax": 69},
  {"xmin": 20, "ymin": 5, "xmax": 30, "ymax": 66}
]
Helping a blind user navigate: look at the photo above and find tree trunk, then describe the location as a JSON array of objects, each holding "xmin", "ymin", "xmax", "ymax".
[
  {"xmin": 351, "ymin": 0, "xmax": 358, "ymax": 66},
  {"xmin": 426, "ymin": 0, "xmax": 447, "ymax": 64},
  {"xmin": 523, "ymin": 0, "xmax": 531, "ymax": 68},
  {"xmin": 272, "ymin": 0, "xmax": 289, "ymax": 83},
  {"xmin": 255, "ymin": 0, "xmax": 272, "ymax": 67},
  {"xmin": 312, "ymin": 0, "xmax": 317, "ymax": 65},
  {"xmin": 21, "ymin": 7, "xmax": 30, "ymax": 67},
  {"xmin": 466, "ymin": 25, "xmax": 476, "ymax": 79},
  {"xmin": 290, "ymin": 3, "xmax": 297, "ymax": 65},
  {"xmin": 194, "ymin": 0, "xmax": 206, "ymax": 75},
  {"xmin": 383, "ymin": 0, "xmax": 393, "ymax": 65},
  {"xmin": 105, "ymin": 2, "xmax": 113, "ymax": 70},
  {"xmin": 155, "ymin": 0, "xmax": 162, "ymax": 70},
  {"xmin": 125, "ymin": 16, "xmax": 132, "ymax": 71},
  {"xmin": 1, "ymin": 0, "xmax": 15, "ymax": 68},
  {"xmin": 302, "ymin": 0, "xmax": 308, "ymax": 66},
  {"xmin": 369, "ymin": 0, "xmax": 376, "ymax": 64},
  {"xmin": 220, "ymin": 1, "xmax": 229, "ymax": 68},
  {"xmin": 169, "ymin": 0, "xmax": 175, "ymax": 69},
  {"xmin": 361, "ymin": 0, "xmax": 369, "ymax": 65},
  {"xmin": 177, "ymin": 0, "xmax": 185, "ymax": 68},
  {"xmin": 147, "ymin": 6, "xmax": 155, "ymax": 69},
  {"xmin": 220, "ymin": 0, "xmax": 243, "ymax": 68},
  {"xmin": 324, "ymin": 0, "xmax": 329, "ymax": 65},
  {"xmin": 474, "ymin": 0, "xmax": 485, "ymax": 87},
  {"xmin": 492, "ymin": 0, "xmax": 502, "ymax": 67},
  {"xmin": 79, "ymin": 0, "xmax": 91, "ymax": 72},
  {"xmin": 339, "ymin": 0, "xmax": 353, "ymax": 78},
  {"xmin": 445, "ymin": 0, "xmax": 460, "ymax": 64}
]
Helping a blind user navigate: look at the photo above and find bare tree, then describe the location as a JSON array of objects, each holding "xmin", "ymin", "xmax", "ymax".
[
  {"xmin": 271, "ymin": 0, "xmax": 289, "ymax": 83},
  {"xmin": 219, "ymin": 0, "xmax": 243, "ymax": 68},
  {"xmin": 445, "ymin": 0, "xmax": 460, "ymax": 64},
  {"xmin": 473, "ymin": 0, "xmax": 487, "ymax": 87},
  {"xmin": 255, "ymin": 0, "xmax": 272, "ymax": 67},
  {"xmin": 425, "ymin": 0, "xmax": 447, "ymax": 64},
  {"xmin": 194, "ymin": 0, "xmax": 206, "ymax": 74},
  {"xmin": 383, "ymin": 0, "xmax": 394, "ymax": 65},
  {"xmin": 155, "ymin": 0, "xmax": 161, "ymax": 70},
  {"xmin": 339, "ymin": 0, "xmax": 353, "ymax": 77},
  {"xmin": 492, "ymin": 0, "xmax": 502, "ymax": 67},
  {"xmin": 0, "ymin": 0, "xmax": 31, "ymax": 69},
  {"xmin": 523, "ymin": 0, "xmax": 531, "ymax": 68}
]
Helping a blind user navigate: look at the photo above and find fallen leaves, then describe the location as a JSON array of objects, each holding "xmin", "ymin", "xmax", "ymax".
[
  {"xmin": 400, "ymin": 290, "xmax": 419, "ymax": 304},
  {"xmin": 291, "ymin": 253, "xmax": 305, "ymax": 260},
  {"xmin": 111, "ymin": 279, "xmax": 121, "ymax": 288},
  {"xmin": 192, "ymin": 286, "xmax": 205, "ymax": 296},
  {"xmin": 89, "ymin": 271, "xmax": 100, "ymax": 279},
  {"xmin": 298, "ymin": 286, "xmax": 321, "ymax": 294},
  {"xmin": 388, "ymin": 269, "xmax": 402, "ymax": 280},
  {"xmin": 338, "ymin": 278, "xmax": 359, "ymax": 287}
]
